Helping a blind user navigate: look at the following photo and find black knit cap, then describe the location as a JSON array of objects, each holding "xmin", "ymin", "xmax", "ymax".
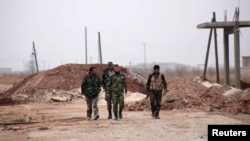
[{"xmin": 153, "ymin": 65, "xmax": 160, "ymax": 70}]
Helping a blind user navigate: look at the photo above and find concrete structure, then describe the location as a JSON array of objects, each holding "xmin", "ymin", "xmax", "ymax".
[
  {"xmin": 197, "ymin": 9, "xmax": 250, "ymax": 88},
  {"xmin": 241, "ymin": 56, "xmax": 250, "ymax": 75},
  {"xmin": 128, "ymin": 62, "xmax": 192, "ymax": 72},
  {"xmin": 242, "ymin": 56, "xmax": 250, "ymax": 68}
]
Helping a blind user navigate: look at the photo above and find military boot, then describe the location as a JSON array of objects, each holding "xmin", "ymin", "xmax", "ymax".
[
  {"xmin": 87, "ymin": 115, "xmax": 91, "ymax": 120},
  {"xmin": 119, "ymin": 110, "xmax": 123, "ymax": 119},
  {"xmin": 155, "ymin": 112, "xmax": 160, "ymax": 119},
  {"xmin": 114, "ymin": 111, "xmax": 118, "ymax": 120},
  {"xmin": 151, "ymin": 111, "xmax": 156, "ymax": 118},
  {"xmin": 94, "ymin": 115, "xmax": 99, "ymax": 120},
  {"xmin": 87, "ymin": 112, "xmax": 91, "ymax": 120},
  {"xmin": 107, "ymin": 108, "xmax": 112, "ymax": 119},
  {"xmin": 151, "ymin": 107, "xmax": 156, "ymax": 118}
]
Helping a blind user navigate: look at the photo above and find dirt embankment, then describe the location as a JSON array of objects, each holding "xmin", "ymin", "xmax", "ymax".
[
  {"xmin": 0, "ymin": 64, "xmax": 145, "ymax": 106},
  {"xmin": 1, "ymin": 64, "xmax": 249, "ymax": 115},
  {"xmin": 127, "ymin": 77, "xmax": 250, "ymax": 114}
]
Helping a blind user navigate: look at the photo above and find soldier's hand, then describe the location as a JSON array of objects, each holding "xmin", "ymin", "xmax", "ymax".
[
  {"xmin": 84, "ymin": 96, "xmax": 88, "ymax": 101},
  {"xmin": 146, "ymin": 92, "xmax": 149, "ymax": 99},
  {"xmin": 105, "ymin": 92, "xmax": 110, "ymax": 101},
  {"xmin": 124, "ymin": 90, "xmax": 127, "ymax": 96}
]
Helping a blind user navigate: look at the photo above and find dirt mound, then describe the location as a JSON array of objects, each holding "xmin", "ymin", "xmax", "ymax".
[
  {"xmin": 0, "ymin": 97, "xmax": 25, "ymax": 106},
  {"xmin": 2, "ymin": 64, "xmax": 145, "ymax": 104},
  {"xmin": 241, "ymin": 80, "xmax": 250, "ymax": 90},
  {"xmin": 127, "ymin": 77, "xmax": 250, "ymax": 114}
]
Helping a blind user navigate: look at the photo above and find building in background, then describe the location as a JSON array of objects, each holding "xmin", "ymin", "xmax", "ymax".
[
  {"xmin": 0, "ymin": 68, "xmax": 12, "ymax": 76},
  {"xmin": 241, "ymin": 56, "xmax": 250, "ymax": 75}
]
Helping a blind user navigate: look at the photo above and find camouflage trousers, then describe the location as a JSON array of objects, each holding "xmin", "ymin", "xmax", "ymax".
[
  {"xmin": 106, "ymin": 93, "xmax": 112, "ymax": 110},
  {"xmin": 149, "ymin": 90, "xmax": 162, "ymax": 116},
  {"xmin": 86, "ymin": 96, "xmax": 99, "ymax": 118},
  {"xmin": 111, "ymin": 91, "xmax": 124, "ymax": 114}
]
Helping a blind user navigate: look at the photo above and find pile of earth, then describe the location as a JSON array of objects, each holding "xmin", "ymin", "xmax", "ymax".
[
  {"xmin": 0, "ymin": 64, "xmax": 146, "ymax": 105},
  {"xmin": 127, "ymin": 77, "xmax": 250, "ymax": 114}
]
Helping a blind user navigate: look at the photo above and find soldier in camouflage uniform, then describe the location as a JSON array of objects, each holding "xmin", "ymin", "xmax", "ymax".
[
  {"xmin": 102, "ymin": 61, "xmax": 115, "ymax": 119},
  {"xmin": 146, "ymin": 65, "xmax": 167, "ymax": 119},
  {"xmin": 106, "ymin": 65, "xmax": 127, "ymax": 120},
  {"xmin": 81, "ymin": 67, "xmax": 101, "ymax": 120}
]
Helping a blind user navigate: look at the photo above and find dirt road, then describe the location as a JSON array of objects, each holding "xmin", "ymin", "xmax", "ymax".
[{"xmin": 0, "ymin": 101, "xmax": 249, "ymax": 141}]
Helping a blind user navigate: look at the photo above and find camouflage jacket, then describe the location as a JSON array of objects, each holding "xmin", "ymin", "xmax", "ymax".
[
  {"xmin": 106, "ymin": 72, "xmax": 127, "ymax": 93},
  {"xmin": 102, "ymin": 68, "xmax": 115, "ymax": 91},
  {"xmin": 81, "ymin": 74, "xmax": 101, "ymax": 97}
]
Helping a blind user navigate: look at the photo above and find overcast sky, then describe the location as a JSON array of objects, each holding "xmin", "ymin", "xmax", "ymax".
[{"xmin": 0, "ymin": 0, "xmax": 250, "ymax": 71}]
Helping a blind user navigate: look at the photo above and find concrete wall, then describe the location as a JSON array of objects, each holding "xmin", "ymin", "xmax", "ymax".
[
  {"xmin": 242, "ymin": 56, "xmax": 250, "ymax": 68},
  {"xmin": 242, "ymin": 56, "xmax": 250, "ymax": 75}
]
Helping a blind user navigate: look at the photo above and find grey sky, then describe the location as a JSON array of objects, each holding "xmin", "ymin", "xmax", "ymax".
[{"xmin": 0, "ymin": 0, "xmax": 250, "ymax": 71}]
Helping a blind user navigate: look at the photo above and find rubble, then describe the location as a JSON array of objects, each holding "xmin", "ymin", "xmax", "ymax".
[
  {"xmin": 1, "ymin": 64, "xmax": 249, "ymax": 114},
  {"xmin": 242, "ymin": 88, "xmax": 250, "ymax": 100},
  {"xmin": 127, "ymin": 77, "xmax": 250, "ymax": 114},
  {"xmin": 223, "ymin": 88, "xmax": 243, "ymax": 101},
  {"xmin": 0, "ymin": 97, "xmax": 21, "ymax": 106},
  {"xmin": 51, "ymin": 96, "xmax": 68, "ymax": 102},
  {"xmin": 1, "ymin": 64, "xmax": 146, "ymax": 105}
]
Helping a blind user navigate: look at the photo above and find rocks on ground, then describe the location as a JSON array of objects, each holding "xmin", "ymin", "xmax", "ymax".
[
  {"xmin": 127, "ymin": 77, "xmax": 250, "ymax": 114},
  {"xmin": 0, "ymin": 64, "xmax": 146, "ymax": 106},
  {"xmin": 0, "ymin": 64, "xmax": 250, "ymax": 115}
]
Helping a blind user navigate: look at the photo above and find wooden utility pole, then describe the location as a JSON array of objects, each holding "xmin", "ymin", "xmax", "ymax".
[
  {"xmin": 98, "ymin": 32, "xmax": 103, "ymax": 64},
  {"xmin": 203, "ymin": 12, "xmax": 220, "ymax": 83},
  {"xmin": 213, "ymin": 12, "xmax": 220, "ymax": 83},
  {"xmin": 203, "ymin": 18, "xmax": 213, "ymax": 80},
  {"xmin": 85, "ymin": 27, "xmax": 88, "ymax": 64},
  {"xmin": 32, "ymin": 41, "xmax": 39, "ymax": 73}
]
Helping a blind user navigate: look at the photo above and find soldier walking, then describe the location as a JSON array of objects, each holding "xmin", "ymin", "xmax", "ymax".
[
  {"xmin": 81, "ymin": 67, "xmax": 101, "ymax": 120},
  {"xmin": 102, "ymin": 61, "xmax": 115, "ymax": 119},
  {"xmin": 146, "ymin": 65, "xmax": 167, "ymax": 119},
  {"xmin": 106, "ymin": 65, "xmax": 127, "ymax": 120}
]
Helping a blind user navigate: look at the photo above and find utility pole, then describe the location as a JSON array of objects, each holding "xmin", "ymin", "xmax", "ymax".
[
  {"xmin": 213, "ymin": 12, "xmax": 220, "ymax": 83},
  {"xmin": 98, "ymin": 32, "xmax": 103, "ymax": 64},
  {"xmin": 203, "ymin": 16, "xmax": 213, "ymax": 80},
  {"xmin": 203, "ymin": 12, "xmax": 220, "ymax": 82},
  {"xmin": 85, "ymin": 26, "xmax": 88, "ymax": 64},
  {"xmin": 32, "ymin": 41, "xmax": 39, "ymax": 73},
  {"xmin": 224, "ymin": 10, "xmax": 227, "ymax": 22}
]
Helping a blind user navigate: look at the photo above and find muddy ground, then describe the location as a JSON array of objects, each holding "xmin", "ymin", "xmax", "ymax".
[{"xmin": 0, "ymin": 100, "xmax": 249, "ymax": 141}]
